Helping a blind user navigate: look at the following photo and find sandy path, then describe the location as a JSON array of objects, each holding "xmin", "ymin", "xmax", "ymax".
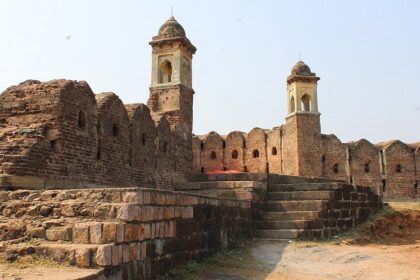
[{"xmin": 197, "ymin": 240, "xmax": 420, "ymax": 280}]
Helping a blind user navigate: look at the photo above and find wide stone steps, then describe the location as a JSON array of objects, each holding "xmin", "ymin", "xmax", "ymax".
[
  {"xmin": 263, "ymin": 200, "xmax": 327, "ymax": 212},
  {"xmin": 261, "ymin": 210, "xmax": 321, "ymax": 221},
  {"xmin": 255, "ymin": 229, "xmax": 328, "ymax": 239},
  {"xmin": 268, "ymin": 183, "xmax": 342, "ymax": 192},
  {"xmin": 267, "ymin": 191, "xmax": 334, "ymax": 201},
  {"xmin": 255, "ymin": 220, "xmax": 323, "ymax": 230}
]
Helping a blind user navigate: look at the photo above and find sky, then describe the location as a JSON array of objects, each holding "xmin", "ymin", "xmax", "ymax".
[{"xmin": 1, "ymin": 0, "xmax": 419, "ymax": 143}]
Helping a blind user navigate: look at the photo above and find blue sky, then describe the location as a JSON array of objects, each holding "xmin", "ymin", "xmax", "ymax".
[{"xmin": 1, "ymin": 0, "xmax": 419, "ymax": 143}]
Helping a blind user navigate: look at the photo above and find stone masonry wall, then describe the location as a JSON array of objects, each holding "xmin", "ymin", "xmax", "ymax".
[
  {"xmin": 0, "ymin": 187, "xmax": 252, "ymax": 280},
  {"xmin": 193, "ymin": 132, "xmax": 419, "ymax": 198},
  {"xmin": 0, "ymin": 80, "xmax": 190, "ymax": 190},
  {"xmin": 225, "ymin": 131, "xmax": 246, "ymax": 172},
  {"xmin": 321, "ymin": 134, "xmax": 348, "ymax": 182},
  {"xmin": 347, "ymin": 139, "xmax": 382, "ymax": 193},
  {"xmin": 379, "ymin": 141, "xmax": 416, "ymax": 198}
]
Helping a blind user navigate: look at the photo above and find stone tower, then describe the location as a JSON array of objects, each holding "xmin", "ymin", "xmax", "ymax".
[
  {"xmin": 148, "ymin": 16, "xmax": 197, "ymax": 139},
  {"xmin": 283, "ymin": 61, "xmax": 322, "ymax": 177}
]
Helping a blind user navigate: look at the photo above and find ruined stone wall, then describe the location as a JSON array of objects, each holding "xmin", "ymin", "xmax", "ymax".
[
  {"xmin": 192, "ymin": 135, "xmax": 203, "ymax": 173},
  {"xmin": 125, "ymin": 104, "xmax": 157, "ymax": 189},
  {"xmin": 0, "ymin": 80, "xmax": 98, "ymax": 185},
  {"xmin": 0, "ymin": 80, "xmax": 192, "ymax": 190},
  {"xmin": 282, "ymin": 115, "xmax": 299, "ymax": 175},
  {"xmin": 202, "ymin": 132, "xmax": 224, "ymax": 172},
  {"xmin": 379, "ymin": 141, "xmax": 416, "ymax": 198},
  {"xmin": 225, "ymin": 131, "xmax": 246, "ymax": 172},
  {"xmin": 0, "ymin": 187, "xmax": 252, "ymax": 279},
  {"xmin": 321, "ymin": 134, "xmax": 348, "ymax": 182},
  {"xmin": 192, "ymin": 130, "xmax": 419, "ymax": 198},
  {"xmin": 95, "ymin": 93, "xmax": 131, "ymax": 186},
  {"xmin": 347, "ymin": 140, "xmax": 382, "ymax": 193},
  {"xmin": 266, "ymin": 127, "xmax": 282, "ymax": 174},
  {"xmin": 246, "ymin": 128, "xmax": 267, "ymax": 173}
]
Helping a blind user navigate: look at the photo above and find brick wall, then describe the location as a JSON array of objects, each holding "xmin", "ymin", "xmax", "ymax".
[
  {"xmin": 0, "ymin": 80, "xmax": 192, "ymax": 190},
  {"xmin": 347, "ymin": 139, "xmax": 382, "ymax": 193},
  {"xmin": 380, "ymin": 141, "xmax": 416, "ymax": 198},
  {"xmin": 202, "ymin": 132, "xmax": 224, "ymax": 172},
  {"xmin": 225, "ymin": 131, "xmax": 246, "ymax": 172},
  {"xmin": 266, "ymin": 127, "xmax": 282, "ymax": 174},
  {"xmin": 321, "ymin": 134, "xmax": 348, "ymax": 181},
  {"xmin": 125, "ymin": 104, "xmax": 157, "ymax": 189},
  {"xmin": 246, "ymin": 128, "xmax": 267, "ymax": 173},
  {"xmin": 96, "ymin": 93, "xmax": 131, "ymax": 186}
]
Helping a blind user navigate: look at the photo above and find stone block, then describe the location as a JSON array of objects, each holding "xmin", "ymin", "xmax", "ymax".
[
  {"xmin": 73, "ymin": 224, "xmax": 90, "ymax": 244},
  {"xmin": 89, "ymin": 223, "xmax": 103, "ymax": 244},
  {"xmin": 125, "ymin": 224, "xmax": 140, "ymax": 242},
  {"xmin": 76, "ymin": 248, "xmax": 91, "ymax": 268},
  {"xmin": 111, "ymin": 245, "xmax": 122, "ymax": 266},
  {"xmin": 117, "ymin": 205, "xmax": 141, "ymax": 222},
  {"xmin": 122, "ymin": 244, "xmax": 130, "ymax": 263},
  {"xmin": 95, "ymin": 245, "xmax": 112, "ymax": 267},
  {"xmin": 46, "ymin": 226, "xmax": 72, "ymax": 241},
  {"xmin": 26, "ymin": 226, "xmax": 46, "ymax": 239}
]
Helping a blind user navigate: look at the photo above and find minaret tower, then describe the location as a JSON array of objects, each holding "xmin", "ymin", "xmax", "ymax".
[
  {"xmin": 283, "ymin": 61, "xmax": 323, "ymax": 177},
  {"xmin": 147, "ymin": 16, "xmax": 196, "ymax": 139}
]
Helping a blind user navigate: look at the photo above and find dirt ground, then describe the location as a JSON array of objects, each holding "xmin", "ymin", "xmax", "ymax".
[{"xmin": 165, "ymin": 202, "xmax": 420, "ymax": 280}]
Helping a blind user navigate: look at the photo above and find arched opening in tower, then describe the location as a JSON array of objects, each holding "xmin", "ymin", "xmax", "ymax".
[
  {"xmin": 301, "ymin": 94, "xmax": 311, "ymax": 112},
  {"xmin": 159, "ymin": 60, "xmax": 172, "ymax": 83}
]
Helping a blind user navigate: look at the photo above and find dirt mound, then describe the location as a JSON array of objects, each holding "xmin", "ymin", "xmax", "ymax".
[{"xmin": 353, "ymin": 208, "xmax": 420, "ymax": 245}]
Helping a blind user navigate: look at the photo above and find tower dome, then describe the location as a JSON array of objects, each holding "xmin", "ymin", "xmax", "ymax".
[
  {"xmin": 291, "ymin": 61, "xmax": 314, "ymax": 76},
  {"xmin": 158, "ymin": 16, "xmax": 186, "ymax": 38}
]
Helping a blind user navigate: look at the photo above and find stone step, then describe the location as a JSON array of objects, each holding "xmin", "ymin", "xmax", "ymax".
[
  {"xmin": 255, "ymin": 220, "xmax": 324, "ymax": 230},
  {"xmin": 255, "ymin": 229, "xmax": 301, "ymax": 239},
  {"xmin": 268, "ymin": 183, "xmax": 342, "ymax": 192},
  {"xmin": 263, "ymin": 200, "xmax": 326, "ymax": 212},
  {"xmin": 261, "ymin": 211, "xmax": 321, "ymax": 221},
  {"xmin": 176, "ymin": 181, "xmax": 263, "ymax": 191},
  {"xmin": 267, "ymin": 191, "xmax": 334, "ymax": 201},
  {"xmin": 255, "ymin": 229, "xmax": 327, "ymax": 240},
  {"xmin": 267, "ymin": 175, "xmax": 335, "ymax": 184}
]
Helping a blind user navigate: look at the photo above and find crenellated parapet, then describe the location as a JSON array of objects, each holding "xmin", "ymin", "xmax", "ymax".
[
  {"xmin": 192, "ymin": 128, "xmax": 420, "ymax": 198},
  {"xmin": 0, "ymin": 79, "xmax": 189, "ymax": 190}
]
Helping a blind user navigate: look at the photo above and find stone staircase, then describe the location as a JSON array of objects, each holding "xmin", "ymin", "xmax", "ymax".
[
  {"xmin": 255, "ymin": 176, "xmax": 380, "ymax": 240},
  {"xmin": 177, "ymin": 173, "xmax": 382, "ymax": 240}
]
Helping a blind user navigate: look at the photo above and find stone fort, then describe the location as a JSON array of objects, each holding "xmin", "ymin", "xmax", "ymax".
[{"xmin": 0, "ymin": 16, "xmax": 416, "ymax": 279}]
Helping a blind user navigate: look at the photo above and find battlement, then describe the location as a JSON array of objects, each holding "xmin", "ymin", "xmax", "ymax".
[
  {"xmin": 0, "ymin": 79, "xmax": 191, "ymax": 190},
  {"xmin": 193, "ymin": 129, "xmax": 420, "ymax": 199}
]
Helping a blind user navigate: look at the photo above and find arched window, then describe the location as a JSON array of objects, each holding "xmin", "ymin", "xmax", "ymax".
[
  {"xmin": 271, "ymin": 147, "xmax": 277, "ymax": 155},
  {"xmin": 252, "ymin": 149, "xmax": 259, "ymax": 158},
  {"xmin": 141, "ymin": 133, "xmax": 146, "ymax": 146},
  {"xmin": 78, "ymin": 111, "xmax": 86, "ymax": 129},
  {"xmin": 232, "ymin": 150, "xmax": 239, "ymax": 159},
  {"xmin": 159, "ymin": 60, "xmax": 172, "ymax": 83},
  {"xmin": 333, "ymin": 163, "xmax": 339, "ymax": 174},
  {"xmin": 395, "ymin": 164, "xmax": 402, "ymax": 173},
  {"xmin": 301, "ymin": 94, "xmax": 311, "ymax": 112},
  {"xmin": 112, "ymin": 124, "xmax": 119, "ymax": 137},
  {"xmin": 364, "ymin": 162, "xmax": 370, "ymax": 173},
  {"xmin": 210, "ymin": 151, "xmax": 217, "ymax": 160},
  {"xmin": 290, "ymin": 96, "xmax": 295, "ymax": 113}
]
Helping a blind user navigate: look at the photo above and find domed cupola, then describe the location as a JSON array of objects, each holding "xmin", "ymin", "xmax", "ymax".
[
  {"xmin": 157, "ymin": 16, "xmax": 186, "ymax": 38},
  {"xmin": 287, "ymin": 60, "xmax": 319, "ymax": 84}
]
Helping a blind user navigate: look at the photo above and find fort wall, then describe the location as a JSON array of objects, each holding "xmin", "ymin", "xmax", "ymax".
[
  {"xmin": 193, "ymin": 130, "xmax": 420, "ymax": 198},
  {"xmin": 0, "ymin": 80, "xmax": 188, "ymax": 190}
]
